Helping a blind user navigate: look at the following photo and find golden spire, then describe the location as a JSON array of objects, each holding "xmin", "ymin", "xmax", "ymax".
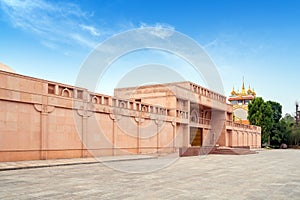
[
  {"xmin": 231, "ymin": 86, "xmax": 237, "ymax": 96},
  {"xmin": 252, "ymin": 88, "xmax": 256, "ymax": 96},
  {"xmin": 247, "ymin": 84, "xmax": 252, "ymax": 95},
  {"xmin": 241, "ymin": 77, "xmax": 246, "ymax": 95}
]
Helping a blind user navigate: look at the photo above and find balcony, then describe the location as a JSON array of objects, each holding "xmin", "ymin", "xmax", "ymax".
[
  {"xmin": 226, "ymin": 120, "xmax": 261, "ymax": 132},
  {"xmin": 190, "ymin": 117, "xmax": 211, "ymax": 127}
]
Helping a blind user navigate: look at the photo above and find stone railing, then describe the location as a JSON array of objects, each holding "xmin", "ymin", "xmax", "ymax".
[
  {"xmin": 176, "ymin": 109, "xmax": 189, "ymax": 119},
  {"xmin": 190, "ymin": 117, "xmax": 211, "ymax": 126},
  {"xmin": 47, "ymin": 82, "xmax": 174, "ymax": 117},
  {"xmin": 47, "ymin": 82, "xmax": 85, "ymax": 99},
  {"xmin": 189, "ymin": 83, "xmax": 226, "ymax": 103},
  {"xmin": 111, "ymin": 97, "xmax": 171, "ymax": 116},
  {"xmin": 89, "ymin": 93, "xmax": 111, "ymax": 105},
  {"xmin": 226, "ymin": 120, "xmax": 261, "ymax": 132}
]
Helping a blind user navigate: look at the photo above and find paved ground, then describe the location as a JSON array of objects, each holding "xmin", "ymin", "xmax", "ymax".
[
  {"xmin": 0, "ymin": 155, "xmax": 158, "ymax": 171},
  {"xmin": 0, "ymin": 149, "xmax": 299, "ymax": 199}
]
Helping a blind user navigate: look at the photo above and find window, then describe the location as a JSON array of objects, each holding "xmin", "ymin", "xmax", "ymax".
[
  {"xmin": 48, "ymin": 84, "xmax": 55, "ymax": 94},
  {"xmin": 77, "ymin": 90, "xmax": 83, "ymax": 99}
]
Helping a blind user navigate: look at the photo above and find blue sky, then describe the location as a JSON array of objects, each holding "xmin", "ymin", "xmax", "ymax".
[{"xmin": 0, "ymin": 0, "xmax": 299, "ymax": 115}]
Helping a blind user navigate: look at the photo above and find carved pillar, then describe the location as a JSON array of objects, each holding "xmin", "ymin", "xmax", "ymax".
[
  {"xmin": 77, "ymin": 103, "xmax": 92, "ymax": 158},
  {"xmin": 236, "ymin": 131, "xmax": 239, "ymax": 147},
  {"xmin": 247, "ymin": 132, "xmax": 249, "ymax": 147},
  {"xmin": 172, "ymin": 119, "xmax": 176, "ymax": 152},
  {"xmin": 34, "ymin": 104, "xmax": 55, "ymax": 160},
  {"xmin": 155, "ymin": 117, "xmax": 163, "ymax": 153},
  {"xmin": 54, "ymin": 85, "xmax": 59, "ymax": 95},
  {"xmin": 109, "ymin": 112, "xmax": 121, "ymax": 156},
  {"xmin": 135, "ymin": 112, "xmax": 145, "ymax": 154}
]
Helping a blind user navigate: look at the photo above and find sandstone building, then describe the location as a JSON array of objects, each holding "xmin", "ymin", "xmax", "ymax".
[{"xmin": 0, "ymin": 68, "xmax": 261, "ymax": 162}]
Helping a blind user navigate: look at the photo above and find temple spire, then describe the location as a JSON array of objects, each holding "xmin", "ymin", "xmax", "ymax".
[
  {"xmin": 241, "ymin": 76, "xmax": 246, "ymax": 95},
  {"xmin": 231, "ymin": 86, "xmax": 237, "ymax": 96}
]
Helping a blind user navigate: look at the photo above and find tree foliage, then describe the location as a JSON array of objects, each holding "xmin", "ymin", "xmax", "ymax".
[
  {"xmin": 271, "ymin": 115, "xmax": 290, "ymax": 146},
  {"xmin": 248, "ymin": 98, "xmax": 299, "ymax": 148},
  {"xmin": 280, "ymin": 114, "xmax": 300, "ymax": 146},
  {"xmin": 267, "ymin": 101, "xmax": 283, "ymax": 146},
  {"xmin": 267, "ymin": 101, "xmax": 282, "ymax": 123},
  {"xmin": 248, "ymin": 97, "xmax": 274, "ymax": 145},
  {"xmin": 291, "ymin": 126, "xmax": 300, "ymax": 146}
]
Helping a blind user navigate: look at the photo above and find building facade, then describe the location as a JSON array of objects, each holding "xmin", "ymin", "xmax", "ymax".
[
  {"xmin": 228, "ymin": 80, "xmax": 256, "ymax": 125},
  {"xmin": 0, "ymin": 69, "xmax": 261, "ymax": 162}
]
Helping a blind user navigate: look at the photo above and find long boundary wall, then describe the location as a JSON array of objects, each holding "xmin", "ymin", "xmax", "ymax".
[
  {"xmin": 0, "ymin": 70, "xmax": 261, "ymax": 162},
  {"xmin": 0, "ymin": 71, "xmax": 180, "ymax": 161}
]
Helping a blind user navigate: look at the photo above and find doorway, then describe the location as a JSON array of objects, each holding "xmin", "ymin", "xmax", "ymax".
[{"xmin": 190, "ymin": 127, "xmax": 202, "ymax": 146}]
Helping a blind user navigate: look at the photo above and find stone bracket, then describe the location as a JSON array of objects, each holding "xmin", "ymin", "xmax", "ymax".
[
  {"xmin": 34, "ymin": 104, "xmax": 55, "ymax": 114},
  {"xmin": 76, "ymin": 102, "xmax": 93, "ymax": 118},
  {"xmin": 134, "ymin": 112, "xmax": 146, "ymax": 124}
]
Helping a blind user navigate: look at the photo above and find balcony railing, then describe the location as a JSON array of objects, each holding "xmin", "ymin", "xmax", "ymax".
[
  {"xmin": 176, "ymin": 110, "xmax": 189, "ymax": 119},
  {"xmin": 188, "ymin": 118, "xmax": 261, "ymax": 132},
  {"xmin": 190, "ymin": 117, "xmax": 211, "ymax": 125},
  {"xmin": 189, "ymin": 83, "xmax": 226, "ymax": 103},
  {"xmin": 226, "ymin": 120, "xmax": 261, "ymax": 132}
]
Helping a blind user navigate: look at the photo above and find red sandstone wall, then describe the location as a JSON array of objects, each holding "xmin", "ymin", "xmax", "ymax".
[
  {"xmin": 0, "ymin": 100, "xmax": 41, "ymax": 161},
  {"xmin": 0, "ymin": 71, "xmax": 261, "ymax": 162},
  {"xmin": 0, "ymin": 71, "xmax": 180, "ymax": 162}
]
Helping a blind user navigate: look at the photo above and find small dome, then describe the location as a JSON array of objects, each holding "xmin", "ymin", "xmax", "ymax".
[{"xmin": 0, "ymin": 62, "xmax": 15, "ymax": 73}]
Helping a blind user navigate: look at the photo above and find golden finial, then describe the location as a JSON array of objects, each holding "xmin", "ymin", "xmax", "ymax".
[
  {"xmin": 247, "ymin": 84, "xmax": 252, "ymax": 95},
  {"xmin": 241, "ymin": 77, "xmax": 246, "ymax": 95},
  {"xmin": 252, "ymin": 88, "xmax": 256, "ymax": 96},
  {"xmin": 231, "ymin": 86, "xmax": 237, "ymax": 96}
]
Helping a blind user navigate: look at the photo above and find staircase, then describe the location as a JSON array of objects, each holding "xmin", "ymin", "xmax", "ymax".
[
  {"xmin": 179, "ymin": 146, "xmax": 257, "ymax": 157},
  {"xmin": 210, "ymin": 147, "xmax": 257, "ymax": 155}
]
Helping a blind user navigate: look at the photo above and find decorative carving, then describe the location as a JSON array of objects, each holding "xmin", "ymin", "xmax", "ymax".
[
  {"xmin": 135, "ymin": 112, "xmax": 145, "ymax": 124},
  {"xmin": 62, "ymin": 88, "xmax": 71, "ymax": 97},
  {"xmin": 119, "ymin": 101, "xmax": 127, "ymax": 108},
  {"xmin": 109, "ymin": 107, "xmax": 123, "ymax": 121},
  {"xmin": 91, "ymin": 96, "xmax": 99, "ymax": 104},
  {"xmin": 76, "ymin": 102, "xmax": 93, "ymax": 118},
  {"xmin": 154, "ymin": 115, "xmax": 164, "ymax": 126},
  {"xmin": 34, "ymin": 104, "xmax": 55, "ymax": 114},
  {"xmin": 190, "ymin": 109, "xmax": 199, "ymax": 123},
  {"xmin": 109, "ymin": 113, "xmax": 121, "ymax": 121},
  {"xmin": 171, "ymin": 118, "xmax": 176, "ymax": 126},
  {"xmin": 141, "ymin": 105, "xmax": 148, "ymax": 112}
]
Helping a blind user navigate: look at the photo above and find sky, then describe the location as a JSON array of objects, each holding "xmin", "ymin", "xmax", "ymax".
[{"xmin": 0, "ymin": 0, "xmax": 299, "ymax": 116}]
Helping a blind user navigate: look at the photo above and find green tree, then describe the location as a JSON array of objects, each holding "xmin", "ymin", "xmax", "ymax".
[
  {"xmin": 248, "ymin": 97, "xmax": 274, "ymax": 146},
  {"xmin": 267, "ymin": 101, "xmax": 282, "ymax": 123},
  {"xmin": 291, "ymin": 126, "xmax": 300, "ymax": 146},
  {"xmin": 281, "ymin": 114, "xmax": 294, "ymax": 145},
  {"xmin": 277, "ymin": 113, "xmax": 296, "ymax": 147},
  {"xmin": 267, "ymin": 101, "xmax": 283, "ymax": 147},
  {"xmin": 271, "ymin": 116, "xmax": 291, "ymax": 146}
]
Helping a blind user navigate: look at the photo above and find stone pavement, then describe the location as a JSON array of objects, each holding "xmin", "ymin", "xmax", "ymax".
[
  {"xmin": 0, "ymin": 154, "xmax": 158, "ymax": 171},
  {"xmin": 0, "ymin": 149, "xmax": 299, "ymax": 199}
]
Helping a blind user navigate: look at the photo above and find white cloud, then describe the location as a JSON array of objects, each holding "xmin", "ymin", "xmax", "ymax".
[
  {"xmin": 0, "ymin": 0, "xmax": 179, "ymax": 51},
  {"xmin": 140, "ymin": 22, "xmax": 175, "ymax": 39},
  {"xmin": 70, "ymin": 34, "xmax": 97, "ymax": 49},
  {"xmin": 80, "ymin": 24, "xmax": 100, "ymax": 37},
  {"xmin": 40, "ymin": 40, "xmax": 57, "ymax": 50},
  {"xmin": 203, "ymin": 39, "xmax": 219, "ymax": 49},
  {"xmin": 0, "ymin": 0, "xmax": 99, "ymax": 49}
]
